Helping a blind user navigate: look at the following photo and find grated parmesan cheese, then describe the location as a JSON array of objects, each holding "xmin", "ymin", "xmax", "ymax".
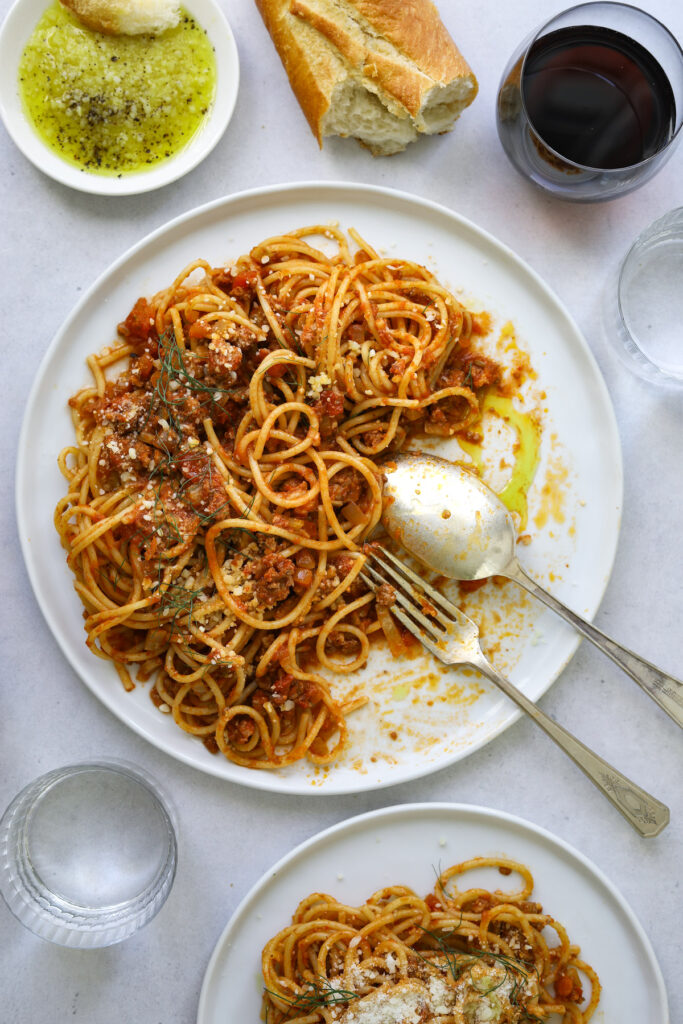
[
  {"xmin": 307, "ymin": 372, "xmax": 332, "ymax": 398},
  {"xmin": 339, "ymin": 983, "xmax": 425, "ymax": 1024}
]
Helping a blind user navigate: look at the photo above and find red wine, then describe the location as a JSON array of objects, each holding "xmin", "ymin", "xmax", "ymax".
[{"xmin": 522, "ymin": 25, "xmax": 676, "ymax": 169}]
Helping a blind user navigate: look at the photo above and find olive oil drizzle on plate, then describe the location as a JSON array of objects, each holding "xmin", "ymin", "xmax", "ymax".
[{"xmin": 459, "ymin": 393, "xmax": 541, "ymax": 531}]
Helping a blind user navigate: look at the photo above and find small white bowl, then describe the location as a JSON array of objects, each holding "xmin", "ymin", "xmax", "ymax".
[{"xmin": 0, "ymin": 0, "xmax": 240, "ymax": 195}]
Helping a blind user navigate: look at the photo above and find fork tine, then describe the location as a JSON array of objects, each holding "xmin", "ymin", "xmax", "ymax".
[
  {"xmin": 389, "ymin": 611, "xmax": 450, "ymax": 662},
  {"xmin": 360, "ymin": 566, "xmax": 445, "ymax": 642},
  {"xmin": 359, "ymin": 571, "xmax": 449, "ymax": 659},
  {"xmin": 372, "ymin": 544, "xmax": 464, "ymax": 620}
]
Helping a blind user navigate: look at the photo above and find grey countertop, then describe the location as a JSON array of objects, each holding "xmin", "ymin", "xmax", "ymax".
[{"xmin": 1, "ymin": 0, "xmax": 682, "ymax": 1020}]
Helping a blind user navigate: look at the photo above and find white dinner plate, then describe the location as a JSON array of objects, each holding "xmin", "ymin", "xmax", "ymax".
[
  {"xmin": 0, "ymin": 0, "xmax": 240, "ymax": 194},
  {"xmin": 16, "ymin": 182, "xmax": 622, "ymax": 793},
  {"xmin": 197, "ymin": 803, "xmax": 668, "ymax": 1023}
]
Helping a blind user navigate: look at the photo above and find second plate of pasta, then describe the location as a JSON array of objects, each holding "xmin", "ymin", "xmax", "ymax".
[{"xmin": 197, "ymin": 803, "xmax": 667, "ymax": 1023}]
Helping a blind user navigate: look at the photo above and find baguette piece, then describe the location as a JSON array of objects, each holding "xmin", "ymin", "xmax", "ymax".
[
  {"xmin": 59, "ymin": 0, "xmax": 180, "ymax": 35},
  {"xmin": 255, "ymin": 0, "xmax": 478, "ymax": 155}
]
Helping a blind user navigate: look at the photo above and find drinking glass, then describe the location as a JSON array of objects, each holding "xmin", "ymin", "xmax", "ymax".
[
  {"xmin": 607, "ymin": 208, "xmax": 683, "ymax": 386},
  {"xmin": 0, "ymin": 761, "xmax": 177, "ymax": 947},
  {"xmin": 496, "ymin": 2, "xmax": 683, "ymax": 201}
]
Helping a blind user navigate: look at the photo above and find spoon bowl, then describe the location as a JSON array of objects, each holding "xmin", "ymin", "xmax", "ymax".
[{"xmin": 382, "ymin": 452, "xmax": 516, "ymax": 580}]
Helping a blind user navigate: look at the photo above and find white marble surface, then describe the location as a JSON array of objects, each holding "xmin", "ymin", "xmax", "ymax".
[{"xmin": 1, "ymin": 0, "xmax": 682, "ymax": 1020}]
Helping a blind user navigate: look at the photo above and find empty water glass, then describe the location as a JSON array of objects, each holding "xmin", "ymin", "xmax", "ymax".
[
  {"xmin": 0, "ymin": 760, "xmax": 177, "ymax": 947},
  {"xmin": 608, "ymin": 208, "xmax": 683, "ymax": 386}
]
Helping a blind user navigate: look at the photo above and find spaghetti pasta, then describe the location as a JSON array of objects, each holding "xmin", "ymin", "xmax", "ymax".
[
  {"xmin": 55, "ymin": 225, "xmax": 505, "ymax": 770},
  {"xmin": 261, "ymin": 857, "xmax": 601, "ymax": 1023}
]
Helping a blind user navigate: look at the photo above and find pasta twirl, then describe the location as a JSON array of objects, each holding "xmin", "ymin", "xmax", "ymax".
[
  {"xmin": 55, "ymin": 225, "xmax": 506, "ymax": 770},
  {"xmin": 261, "ymin": 857, "xmax": 601, "ymax": 1023}
]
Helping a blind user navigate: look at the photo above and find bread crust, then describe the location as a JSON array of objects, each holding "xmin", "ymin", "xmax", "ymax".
[
  {"xmin": 255, "ymin": 0, "xmax": 477, "ymax": 152},
  {"xmin": 349, "ymin": 0, "xmax": 472, "ymax": 84},
  {"xmin": 59, "ymin": 0, "xmax": 180, "ymax": 35},
  {"xmin": 60, "ymin": 0, "xmax": 120, "ymax": 33},
  {"xmin": 290, "ymin": 0, "xmax": 432, "ymax": 118},
  {"xmin": 255, "ymin": 0, "xmax": 336, "ymax": 144}
]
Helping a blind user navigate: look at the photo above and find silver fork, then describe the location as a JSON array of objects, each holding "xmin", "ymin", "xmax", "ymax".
[{"xmin": 361, "ymin": 545, "xmax": 669, "ymax": 838}]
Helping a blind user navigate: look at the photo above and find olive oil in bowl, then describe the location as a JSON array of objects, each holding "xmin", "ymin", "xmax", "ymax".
[{"xmin": 18, "ymin": 2, "xmax": 217, "ymax": 175}]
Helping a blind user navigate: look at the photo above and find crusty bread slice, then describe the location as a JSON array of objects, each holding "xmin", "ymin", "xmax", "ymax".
[
  {"xmin": 59, "ymin": 0, "xmax": 180, "ymax": 35},
  {"xmin": 255, "ymin": 0, "xmax": 477, "ymax": 155}
]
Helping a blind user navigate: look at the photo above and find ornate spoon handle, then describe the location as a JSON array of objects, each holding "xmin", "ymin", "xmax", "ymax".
[
  {"xmin": 472, "ymin": 654, "xmax": 670, "ymax": 838},
  {"xmin": 509, "ymin": 560, "xmax": 683, "ymax": 729}
]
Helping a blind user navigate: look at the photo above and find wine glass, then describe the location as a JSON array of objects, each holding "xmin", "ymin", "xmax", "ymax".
[{"xmin": 496, "ymin": 2, "xmax": 683, "ymax": 202}]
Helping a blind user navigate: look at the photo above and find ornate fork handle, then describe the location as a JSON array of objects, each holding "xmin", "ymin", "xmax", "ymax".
[
  {"xmin": 362, "ymin": 544, "xmax": 670, "ymax": 838},
  {"xmin": 509, "ymin": 560, "xmax": 683, "ymax": 729},
  {"xmin": 472, "ymin": 654, "xmax": 670, "ymax": 838}
]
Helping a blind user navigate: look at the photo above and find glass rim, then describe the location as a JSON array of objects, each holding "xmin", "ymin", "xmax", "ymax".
[
  {"xmin": 19, "ymin": 758, "xmax": 178, "ymax": 825},
  {"xmin": 519, "ymin": 0, "xmax": 683, "ymax": 174}
]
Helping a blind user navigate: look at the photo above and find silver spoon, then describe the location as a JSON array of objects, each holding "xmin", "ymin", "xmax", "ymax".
[{"xmin": 382, "ymin": 451, "xmax": 683, "ymax": 729}]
